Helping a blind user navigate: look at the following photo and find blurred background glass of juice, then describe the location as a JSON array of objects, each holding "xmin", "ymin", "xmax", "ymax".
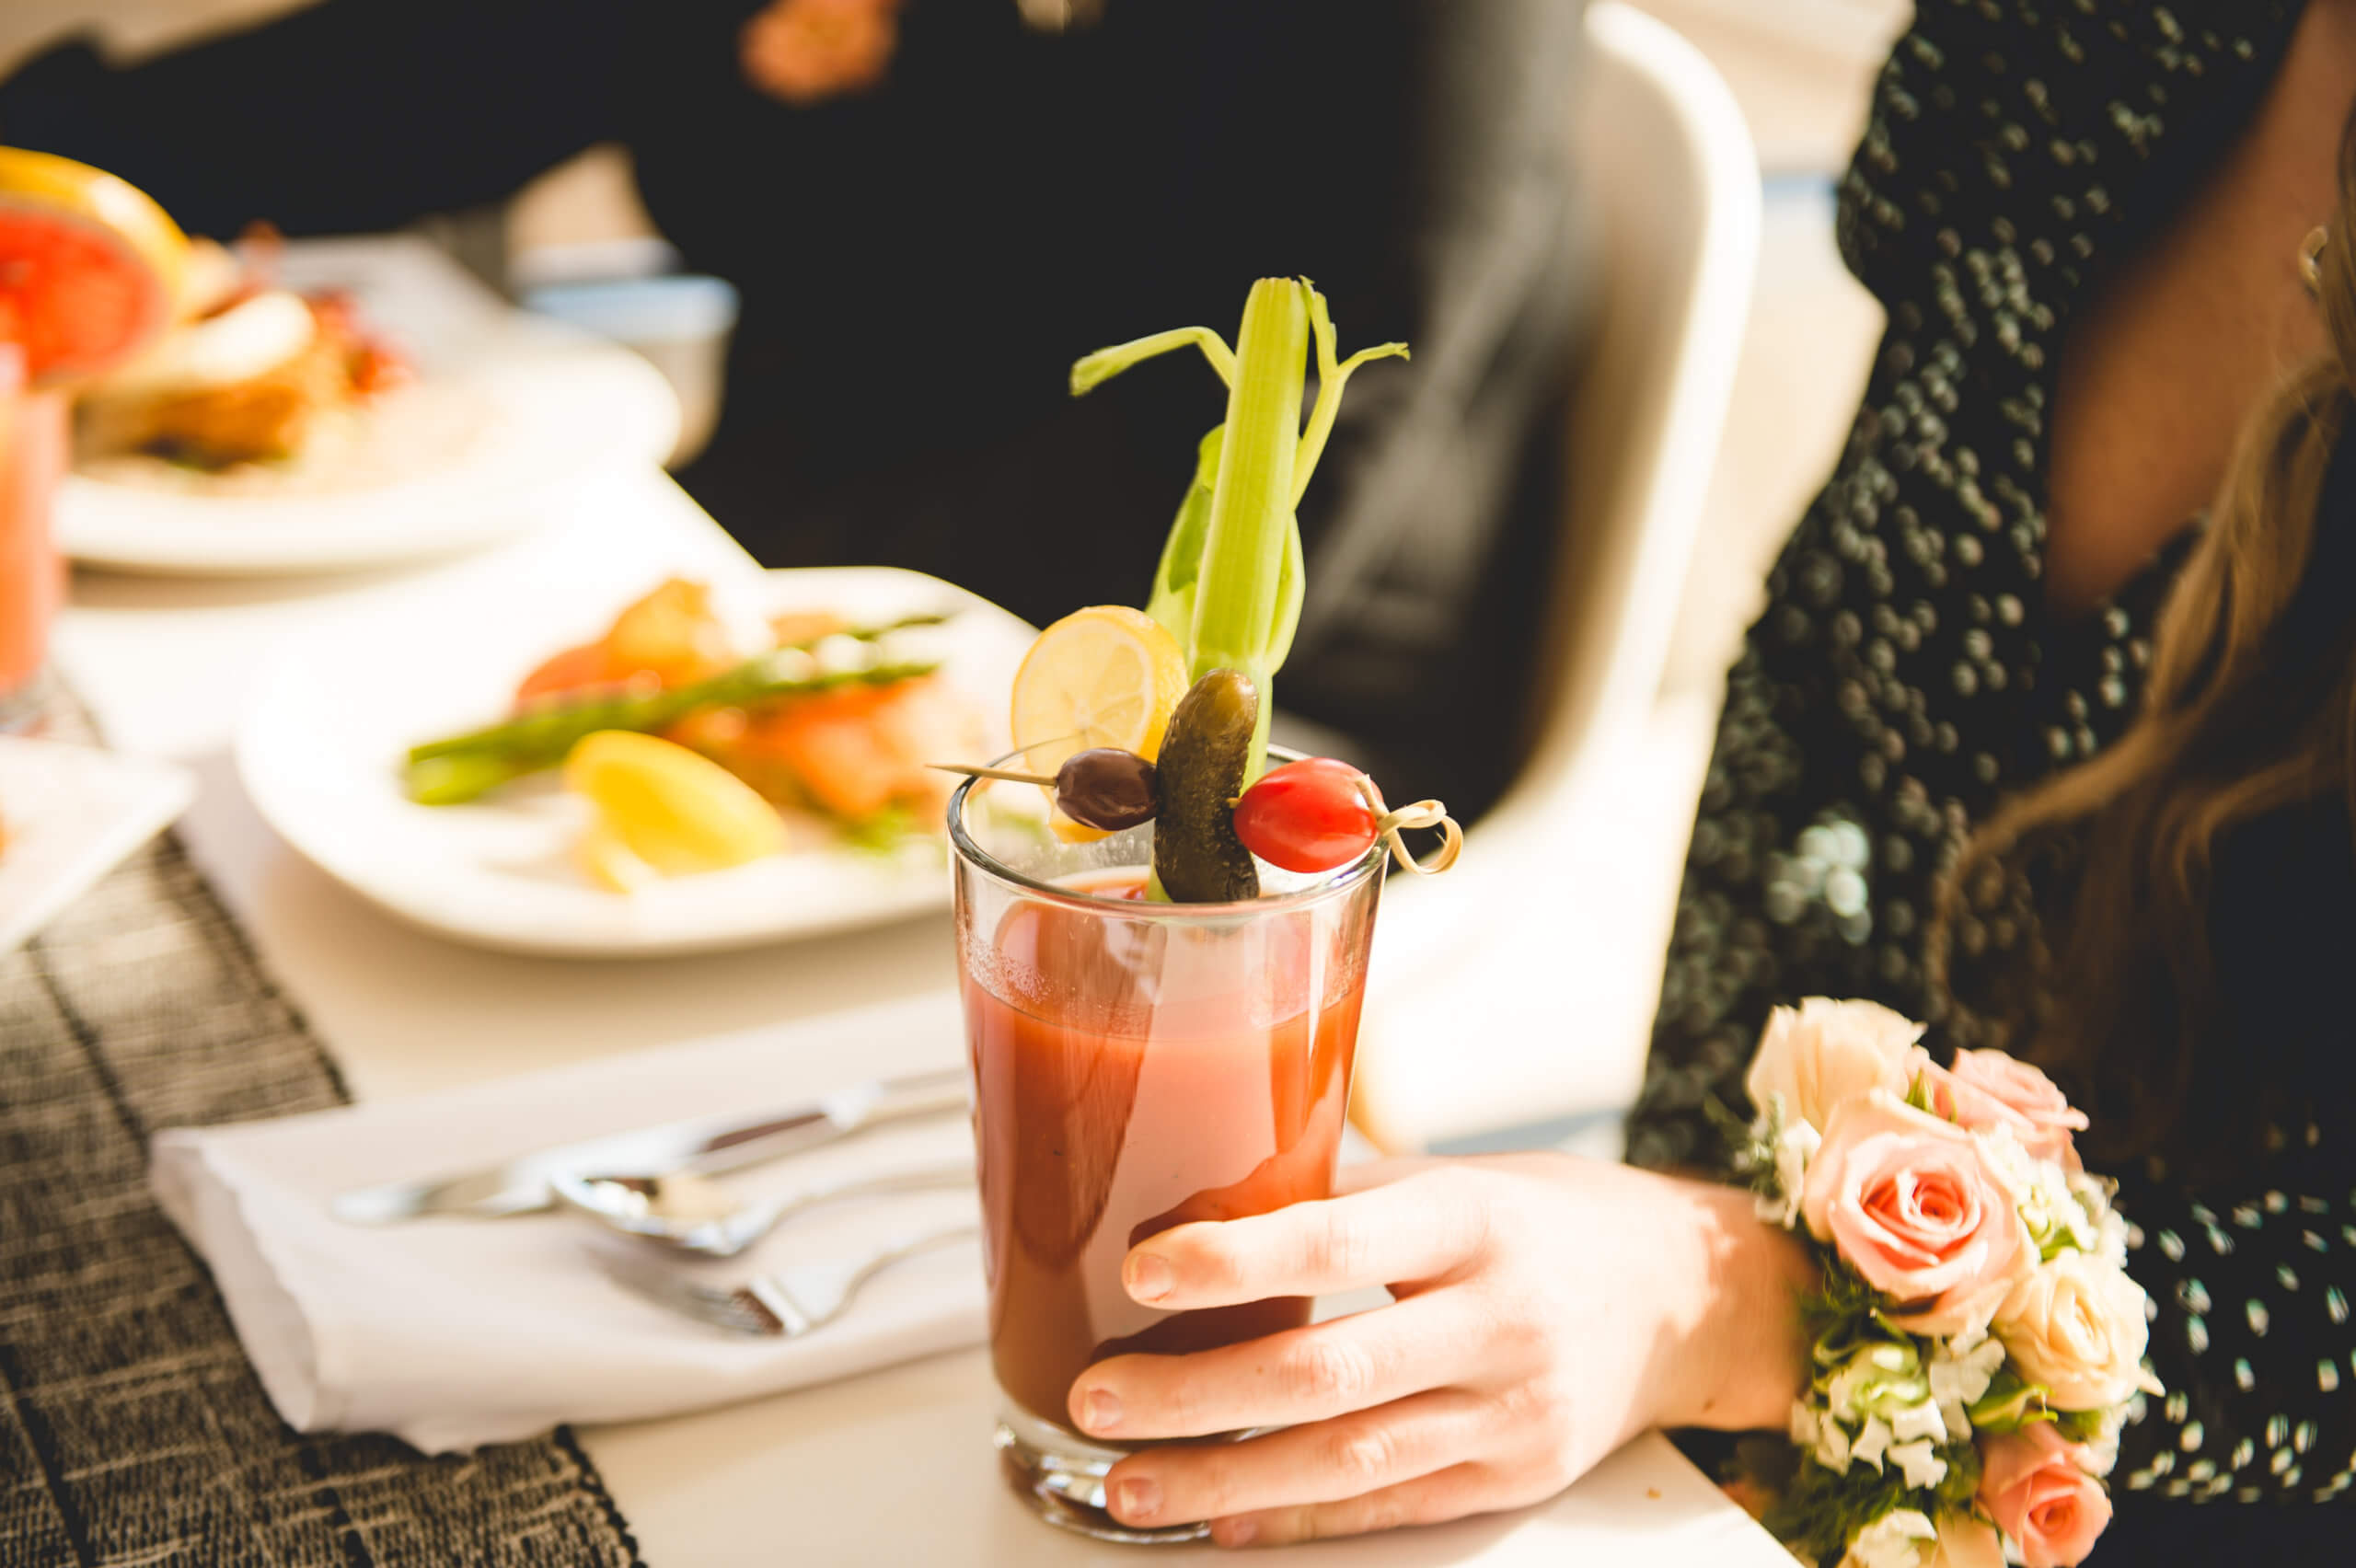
[
  {"xmin": 950, "ymin": 762, "xmax": 1384, "ymax": 1545},
  {"xmin": 0, "ymin": 341, "xmax": 67, "ymax": 732}
]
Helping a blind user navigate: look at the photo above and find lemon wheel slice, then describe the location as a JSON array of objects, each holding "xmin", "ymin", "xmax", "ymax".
[
  {"xmin": 1011, "ymin": 606, "xmax": 1189, "ymax": 767},
  {"xmin": 564, "ymin": 731, "xmax": 786, "ymax": 891},
  {"xmin": 1010, "ymin": 605, "xmax": 1190, "ymax": 843}
]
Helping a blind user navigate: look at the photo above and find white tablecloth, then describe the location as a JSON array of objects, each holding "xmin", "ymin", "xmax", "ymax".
[{"xmin": 58, "ymin": 423, "xmax": 1786, "ymax": 1568}]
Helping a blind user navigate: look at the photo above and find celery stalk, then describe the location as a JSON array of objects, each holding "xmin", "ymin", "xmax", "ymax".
[
  {"xmin": 1294, "ymin": 289, "xmax": 1409, "ymax": 508},
  {"xmin": 1146, "ymin": 426, "xmax": 1224, "ymax": 644},
  {"xmin": 1266, "ymin": 510, "xmax": 1306, "ymax": 670},
  {"xmin": 1223, "ymin": 512, "xmax": 1308, "ymax": 782},
  {"xmin": 1146, "ymin": 427, "xmax": 1306, "ymax": 679},
  {"xmin": 1069, "ymin": 327, "xmax": 1236, "ymax": 396},
  {"xmin": 1190, "ymin": 279, "xmax": 1309, "ymax": 778},
  {"xmin": 1072, "ymin": 277, "xmax": 1405, "ymax": 784}
]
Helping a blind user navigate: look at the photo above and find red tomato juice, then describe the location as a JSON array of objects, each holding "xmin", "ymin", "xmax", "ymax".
[
  {"xmin": 0, "ymin": 347, "xmax": 67, "ymax": 707},
  {"xmin": 964, "ymin": 868, "xmax": 1366, "ymax": 1432}
]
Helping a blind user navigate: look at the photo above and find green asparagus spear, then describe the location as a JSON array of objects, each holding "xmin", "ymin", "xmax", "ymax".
[
  {"xmin": 405, "ymin": 616, "xmax": 946, "ymax": 805},
  {"xmin": 406, "ymin": 659, "xmax": 940, "ymax": 805}
]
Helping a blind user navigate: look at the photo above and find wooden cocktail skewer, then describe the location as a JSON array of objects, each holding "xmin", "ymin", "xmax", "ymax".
[
  {"xmin": 1357, "ymin": 778, "xmax": 1462, "ymax": 876},
  {"xmin": 932, "ymin": 749, "xmax": 1161, "ymax": 835},
  {"xmin": 927, "ymin": 728, "xmax": 1093, "ymax": 789},
  {"xmin": 929, "ymin": 763, "xmax": 1058, "ymax": 787},
  {"xmin": 941, "ymin": 756, "xmax": 1462, "ymax": 873}
]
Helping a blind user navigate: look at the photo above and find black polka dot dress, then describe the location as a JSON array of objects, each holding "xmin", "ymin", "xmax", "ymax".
[{"xmin": 1623, "ymin": 0, "xmax": 2355, "ymax": 1531}]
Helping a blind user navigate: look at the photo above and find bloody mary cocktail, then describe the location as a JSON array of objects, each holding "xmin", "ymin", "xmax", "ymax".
[
  {"xmin": 0, "ymin": 351, "xmax": 68, "ymax": 732},
  {"xmin": 0, "ymin": 148, "xmax": 197, "ymax": 730},
  {"xmin": 946, "ymin": 277, "xmax": 1450, "ymax": 1543},
  {"xmin": 952, "ymin": 778, "xmax": 1382, "ymax": 1544}
]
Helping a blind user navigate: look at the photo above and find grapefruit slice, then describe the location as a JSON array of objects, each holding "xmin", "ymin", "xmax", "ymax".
[{"xmin": 0, "ymin": 147, "xmax": 187, "ymax": 387}]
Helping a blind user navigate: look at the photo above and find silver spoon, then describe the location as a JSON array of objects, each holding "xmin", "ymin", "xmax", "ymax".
[{"xmin": 552, "ymin": 1161, "xmax": 974, "ymax": 1258}]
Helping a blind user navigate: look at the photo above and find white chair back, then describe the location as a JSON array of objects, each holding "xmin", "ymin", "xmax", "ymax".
[{"xmin": 1351, "ymin": 1, "xmax": 1760, "ymax": 1152}]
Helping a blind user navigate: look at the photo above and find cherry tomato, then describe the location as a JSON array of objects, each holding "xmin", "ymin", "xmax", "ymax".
[{"xmin": 1231, "ymin": 757, "xmax": 1383, "ymax": 873}]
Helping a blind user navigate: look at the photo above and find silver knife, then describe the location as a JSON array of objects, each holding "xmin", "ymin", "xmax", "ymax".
[{"xmin": 329, "ymin": 1066, "xmax": 970, "ymax": 1225}]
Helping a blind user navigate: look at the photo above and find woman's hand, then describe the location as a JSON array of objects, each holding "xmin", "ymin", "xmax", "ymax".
[{"xmin": 1069, "ymin": 1152, "xmax": 1812, "ymax": 1548}]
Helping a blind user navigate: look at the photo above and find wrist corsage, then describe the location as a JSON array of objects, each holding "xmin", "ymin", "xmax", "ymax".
[{"xmin": 1732, "ymin": 999, "xmax": 2161, "ymax": 1568}]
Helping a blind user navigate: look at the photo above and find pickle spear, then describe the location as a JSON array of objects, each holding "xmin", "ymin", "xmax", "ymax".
[{"xmin": 1152, "ymin": 670, "xmax": 1261, "ymax": 903}]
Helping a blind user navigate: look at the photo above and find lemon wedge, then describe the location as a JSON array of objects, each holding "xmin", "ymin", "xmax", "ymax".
[
  {"xmin": 575, "ymin": 815, "xmax": 662, "ymax": 894},
  {"xmin": 564, "ymin": 731, "xmax": 786, "ymax": 892},
  {"xmin": 1010, "ymin": 605, "xmax": 1189, "ymax": 841}
]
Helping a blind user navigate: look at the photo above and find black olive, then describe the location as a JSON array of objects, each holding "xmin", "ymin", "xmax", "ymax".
[{"xmin": 1054, "ymin": 747, "xmax": 1160, "ymax": 832}]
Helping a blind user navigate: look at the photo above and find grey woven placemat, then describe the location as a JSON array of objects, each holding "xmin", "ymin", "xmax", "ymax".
[{"xmin": 0, "ymin": 830, "xmax": 645, "ymax": 1566}]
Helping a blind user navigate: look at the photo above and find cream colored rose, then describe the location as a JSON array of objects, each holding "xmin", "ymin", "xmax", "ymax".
[
  {"xmin": 1995, "ymin": 1252, "xmax": 2164, "ymax": 1412},
  {"xmin": 1747, "ymin": 997, "xmax": 1923, "ymax": 1135}
]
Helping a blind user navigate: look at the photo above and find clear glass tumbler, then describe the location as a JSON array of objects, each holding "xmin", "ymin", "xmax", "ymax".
[
  {"xmin": 0, "ymin": 344, "xmax": 68, "ymax": 733},
  {"xmin": 950, "ymin": 755, "xmax": 1385, "ymax": 1543}
]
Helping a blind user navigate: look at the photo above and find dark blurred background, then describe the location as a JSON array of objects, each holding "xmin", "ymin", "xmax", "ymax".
[{"xmin": 3, "ymin": 0, "xmax": 1610, "ymax": 824}]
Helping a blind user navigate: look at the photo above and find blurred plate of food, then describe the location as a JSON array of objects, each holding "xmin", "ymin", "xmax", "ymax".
[
  {"xmin": 56, "ymin": 233, "xmax": 678, "ymax": 575},
  {"xmin": 0, "ymin": 737, "xmax": 197, "ymax": 951},
  {"xmin": 236, "ymin": 566, "xmax": 1037, "ymax": 955}
]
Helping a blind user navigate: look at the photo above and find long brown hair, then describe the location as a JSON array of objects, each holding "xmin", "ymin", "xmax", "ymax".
[{"xmin": 1933, "ymin": 121, "xmax": 2356, "ymax": 1172}]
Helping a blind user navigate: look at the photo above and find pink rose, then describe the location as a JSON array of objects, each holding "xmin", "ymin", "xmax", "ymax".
[
  {"xmin": 1978, "ymin": 1424, "xmax": 2112, "ymax": 1568},
  {"xmin": 1916, "ymin": 1048, "xmax": 2087, "ymax": 1164},
  {"xmin": 1801, "ymin": 1090, "xmax": 2034, "ymax": 1336}
]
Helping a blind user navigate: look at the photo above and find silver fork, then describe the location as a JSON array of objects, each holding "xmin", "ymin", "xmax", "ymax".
[{"xmin": 595, "ymin": 1223, "xmax": 978, "ymax": 1337}]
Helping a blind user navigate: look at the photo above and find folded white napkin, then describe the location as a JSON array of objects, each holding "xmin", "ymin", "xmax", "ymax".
[{"xmin": 152, "ymin": 990, "xmax": 983, "ymax": 1454}]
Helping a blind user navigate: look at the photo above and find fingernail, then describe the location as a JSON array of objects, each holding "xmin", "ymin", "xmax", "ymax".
[
  {"xmin": 1126, "ymin": 1251, "xmax": 1173, "ymax": 1302},
  {"xmin": 1081, "ymin": 1387, "xmax": 1123, "ymax": 1434},
  {"xmin": 1114, "ymin": 1476, "xmax": 1161, "ymax": 1521},
  {"xmin": 1218, "ymin": 1518, "xmax": 1259, "ymax": 1549}
]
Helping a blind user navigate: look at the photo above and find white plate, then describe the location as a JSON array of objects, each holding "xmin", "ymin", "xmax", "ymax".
[
  {"xmin": 237, "ymin": 566, "xmax": 1034, "ymax": 956},
  {"xmin": 0, "ymin": 738, "xmax": 197, "ymax": 950},
  {"xmin": 56, "ymin": 238, "xmax": 680, "ymax": 576}
]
